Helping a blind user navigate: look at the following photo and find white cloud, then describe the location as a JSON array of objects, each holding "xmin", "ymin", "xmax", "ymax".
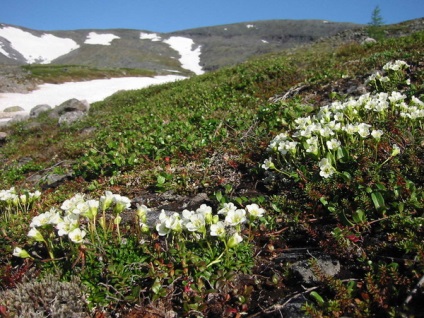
[
  {"xmin": 84, "ymin": 32, "xmax": 120, "ymax": 45},
  {"xmin": 163, "ymin": 37, "xmax": 204, "ymax": 75},
  {"xmin": 0, "ymin": 26, "xmax": 79, "ymax": 64}
]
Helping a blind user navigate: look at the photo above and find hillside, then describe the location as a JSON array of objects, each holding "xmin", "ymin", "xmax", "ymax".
[
  {"xmin": 0, "ymin": 19, "xmax": 423, "ymax": 317},
  {"xmin": 0, "ymin": 20, "xmax": 362, "ymax": 73}
]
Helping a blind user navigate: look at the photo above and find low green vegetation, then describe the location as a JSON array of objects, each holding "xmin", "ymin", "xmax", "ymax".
[
  {"xmin": 22, "ymin": 64, "xmax": 157, "ymax": 84},
  {"xmin": 1, "ymin": 27, "xmax": 423, "ymax": 317}
]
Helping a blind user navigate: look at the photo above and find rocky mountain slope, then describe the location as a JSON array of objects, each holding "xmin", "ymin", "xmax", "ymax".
[{"xmin": 0, "ymin": 20, "xmax": 362, "ymax": 74}]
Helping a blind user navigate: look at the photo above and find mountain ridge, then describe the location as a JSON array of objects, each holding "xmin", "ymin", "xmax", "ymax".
[{"xmin": 0, "ymin": 19, "xmax": 363, "ymax": 73}]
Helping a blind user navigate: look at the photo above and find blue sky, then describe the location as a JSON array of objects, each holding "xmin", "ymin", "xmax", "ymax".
[{"xmin": 1, "ymin": 0, "xmax": 423, "ymax": 32}]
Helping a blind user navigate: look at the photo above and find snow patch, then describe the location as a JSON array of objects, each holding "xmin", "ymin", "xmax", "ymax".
[
  {"xmin": 261, "ymin": 39, "xmax": 269, "ymax": 44},
  {"xmin": 140, "ymin": 32, "xmax": 162, "ymax": 41},
  {"xmin": 163, "ymin": 37, "xmax": 204, "ymax": 75},
  {"xmin": 246, "ymin": 24, "xmax": 255, "ymax": 29},
  {"xmin": 0, "ymin": 42, "xmax": 9, "ymax": 57},
  {"xmin": 0, "ymin": 26, "xmax": 79, "ymax": 64},
  {"xmin": 0, "ymin": 75, "xmax": 186, "ymax": 115},
  {"xmin": 84, "ymin": 32, "xmax": 120, "ymax": 45}
]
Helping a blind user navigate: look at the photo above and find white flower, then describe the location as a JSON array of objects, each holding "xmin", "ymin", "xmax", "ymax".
[
  {"xmin": 412, "ymin": 96, "xmax": 424, "ymax": 107},
  {"xmin": 227, "ymin": 232, "xmax": 243, "ymax": 248},
  {"xmin": 68, "ymin": 228, "xmax": 86, "ymax": 244},
  {"xmin": 13, "ymin": 247, "xmax": 31, "ymax": 258},
  {"xmin": 185, "ymin": 213, "xmax": 206, "ymax": 233},
  {"xmin": 165, "ymin": 213, "xmax": 183, "ymax": 232},
  {"xmin": 85, "ymin": 199, "xmax": 99, "ymax": 219},
  {"xmin": 225, "ymin": 209, "xmax": 247, "ymax": 226},
  {"xmin": 73, "ymin": 202, "xmax": 89, "ymax": 215},
  {"xmin": 218, "ymin": 202, "xmax": 237, "ymax": 216},
  {"xmin": 156, "ymin": 222, "xmax": 171, "ymax": 236},
  {"xmin": 246, "ymin": 204, "xmax": 265, "ymax": 218},
  {"xmin": 100, "ymin": 191, "xmax": 114, "ymax": 211},
  {"xmin": 113, "ymin": 194, "xmax": 131, "ymax": 214},
  {"xmin": 391, "ymin": 144, "xmax": 401, "ymax": 157},
  {"xmin": 262, "ymin": 158, "xmax": 275, "ymax": 170},
  {"xmin": 28, "ymin": 228, "xmax": 44, "ymax": 242},
  {"xmin": 196, "ymin": 204, "xmax": 212, "ymax": 216},
  {"xmin": 56, "ymin": 214, "xmax": 79, "ymax": 236},
  {"xmin": 357, "ymin": 123, "xmax": 372, "ymax": 138},
  {"xmin": 326, "ymin": 138, "xmax": 341, "ymax": 151},
  {"xmin": 61, "ymin": 193, "xmax": 85, "ymax": 213},
  {"xmin": 383, "ymin": 60, "xmax": 409, "ymax": 71},
  {"xmin": 210, "ymin": 221, "xmax": 226, "ymax": 237},
  {"xmin": 136, "ymin": 204, "xmax": 150, "ymax": 223},
  {"xmin": 30, "ymin": 208, "xmax": 62, "ymax": 228},
  {"xmin": 371, "ymin": 129, "xmax": 384, "ymax": 140},
  {"xmin": 389, "ymin": 91, "xmax": 406, "ymax": 104},
  {"xmin": 182, "ymin": 209, "xmax": 195, "ymax": 221},
  {"xmin": 197, "ymin": 204, "xmax": 213, "ymax": 224},
  {"xmin": 318, "ymin": 158, "xmax": 336, "ymax": 178}
]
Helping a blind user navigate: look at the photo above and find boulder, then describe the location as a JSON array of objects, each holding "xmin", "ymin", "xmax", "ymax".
[
  {"xmin": 3, "ymin": 106, "xmax": 24, "ymax": 112},
  {"xmin": 362, "ymin": 37, "xmax": 377, "ymax": 45},
  {"xmin": 50, "ymin": 98, "xmax": 89, "ymax": 118},
  {"xmin": 58, "ymin": 111, "xmax": 86, "ymax": 126},
  {"xmin": 30, "ymin": 104, "xmax": 52, "ymax": 118}
]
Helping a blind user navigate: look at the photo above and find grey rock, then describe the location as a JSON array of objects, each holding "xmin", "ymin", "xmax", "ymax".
[
  {"xmin": 58, "ymin": 110, "xmax": 86, "ymax": 126},
  {"xmin": 362, "ymin": 37, "xmax": 377, "ymax": 45},
  {"xmin": 292, "ymin": 256, "xmax": 340, "ymax": 285},
  {"xmin": 44, "ymin": 173, "xmax": 73, "ymax": 188},
  {"xmin": 30, "ymin": 104, "xmax": 52, "ymax": 118},
  {"xmin": 3, "ymin": 105, "xmax": 24, "ymax": 112},
  {"xmin": 9, "ymin": 113, "xmax": 29, "ymax": 123},
  {"xmin": 183, "ymin": 192, "xmax": 210, "ymax": 210},
  {"xmin": 281, "ymin": 295, "xmax": 309, "ymax": 318},
  {"xmin": 50, "ymin": 98, "xmax": 89, "ymax": 118}
]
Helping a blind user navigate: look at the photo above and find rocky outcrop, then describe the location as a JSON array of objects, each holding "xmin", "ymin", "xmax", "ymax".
[{"xmin": 0, "ymin": 98, "xmax": 90, "ymax": 127}]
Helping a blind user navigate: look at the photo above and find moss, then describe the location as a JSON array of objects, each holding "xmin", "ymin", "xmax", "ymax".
[{"xmin": 0, "ymin": 274, "xmax": 89, "ymax": 317}]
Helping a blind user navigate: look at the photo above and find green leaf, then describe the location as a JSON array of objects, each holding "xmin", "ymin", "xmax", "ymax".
[
  {"xmin": 340, "ymin": 171, "xmax": 352, "ymax": 181},
  {"xmin": 371, "ymin": 191, "xmax": 386, "ymax": 211},
  {"xmin": 215, "ymin": 191, "xmax": 223, "ymax": 203},
  {"xmin": 337, "ymin": 147, "xmax": 349, "ymax": 161},
  {"xmin": 151, "ymin": 278, "xmax": 162, "ymax": 294},
  {"xmin": 310, "ymin": 291, "xmax": 325, "ymax": 306},
  {"xmin": 352, "ymin": 209, "xmax": 366, "ymax": 224},
  {"xmin": 157, "ymin": 175, "xmax": 166, "ymax": 185},
  {"xmin": 320, "ymin": 197, "xmax": 328, "ymax": 206}
]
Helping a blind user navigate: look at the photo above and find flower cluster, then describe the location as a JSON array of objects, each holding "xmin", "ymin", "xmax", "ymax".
[
  {"xmin": 24, "ymin": 191, "xmax": 132, "ymax": 247},
  {"xmin": 14, "ymin": 190, "xmax": 266, "ymax": 262},
  {"xmin": 0, "ymin": 187, "xmax": 41, "ymax": 210},
  {"xmin": 155, "ymin": 202, "xmax": 265, "ymax": 247},
  {"xmin": 263, "ymin": 60, "xmax": 423, "ymax": 179},
  {"xmin": 368, "ymin": 59, "xmax": 410, "ymax": 90}
]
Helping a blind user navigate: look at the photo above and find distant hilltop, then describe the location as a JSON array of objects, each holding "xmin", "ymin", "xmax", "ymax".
[{"xmin": 0, "ymin": 20, "xmax": 363, "ymax": 73}]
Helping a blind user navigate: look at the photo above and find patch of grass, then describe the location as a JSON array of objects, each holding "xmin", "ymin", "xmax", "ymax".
[{"xmin": 22, "ymin": 64, "xmax": 157, "ymax": 84}]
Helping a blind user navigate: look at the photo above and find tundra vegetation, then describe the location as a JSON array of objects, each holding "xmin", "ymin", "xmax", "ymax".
[{"xmin": 0, "ymin": 24, "xmax": 423, "ymax": 317}]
